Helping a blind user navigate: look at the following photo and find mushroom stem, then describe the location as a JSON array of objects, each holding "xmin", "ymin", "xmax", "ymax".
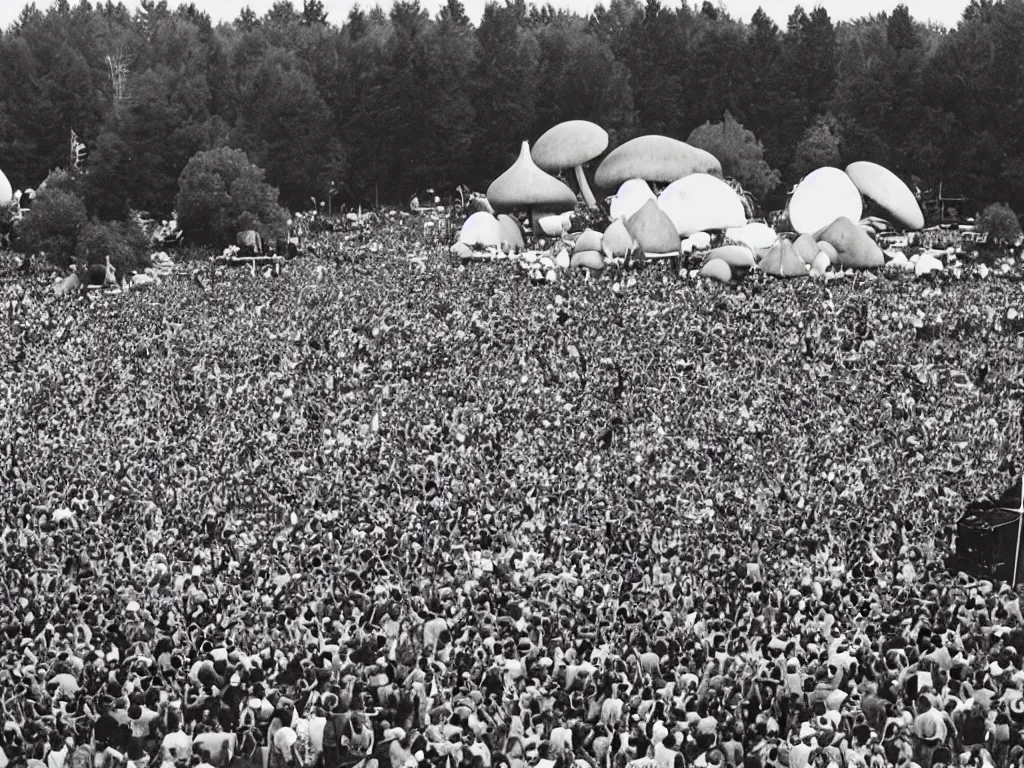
[{"xmin": 575, "ymin": 165, "xmax": 597, "ymax": 209}]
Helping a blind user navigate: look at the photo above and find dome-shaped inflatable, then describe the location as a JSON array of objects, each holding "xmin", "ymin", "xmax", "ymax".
[
  {"xmin": 458, "ymin": 211, "xmax": 502, "ymax": 248},
  {"xmin": 700, "ymin": 259, "xmax": 732, "ymax": 283},
  {"xmin": 788, "ymin": 168, "xmax": 863, "ymax": 236},
  {"xmin": 658, "ymin": 174, "xmax": 746, "ymax": 236}
]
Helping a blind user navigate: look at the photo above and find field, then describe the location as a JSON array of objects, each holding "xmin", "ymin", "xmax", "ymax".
[{"xmin": 2, "ymin": 227, "xmax": 1023, "ymax": 598}]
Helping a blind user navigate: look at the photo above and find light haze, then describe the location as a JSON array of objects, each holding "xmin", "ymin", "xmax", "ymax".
[{"xmin": 1, "ymin": 0, "xmax": 967, "ymax": 29}]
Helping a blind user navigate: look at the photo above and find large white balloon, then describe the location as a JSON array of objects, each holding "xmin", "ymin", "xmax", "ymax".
[
  {"xmin": 788, "ymin": 167, "xmax": 863, "ymax": 235},
  {"xmin": 458, "ymin": 211, "xmax": 502, "ymax": 248},
  {"xmin": 609, "ymin": 179, "xmax": 656, "ymax": 221},
  {"xmin": 0, "ymin": 167, "xmax": 12, "ymax": 207},
  {"xmin": 658, "ymin": 174, "xmax": 746, "ymax": 236},
  {"xmin": 726, "ymin": 222, "xmax": 778, "ymax": 255}
]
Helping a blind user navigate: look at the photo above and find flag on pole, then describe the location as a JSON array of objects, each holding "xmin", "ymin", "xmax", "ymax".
[{"xmin": 70, "ymin": 130, "xmax": 87, "ymax": 169}]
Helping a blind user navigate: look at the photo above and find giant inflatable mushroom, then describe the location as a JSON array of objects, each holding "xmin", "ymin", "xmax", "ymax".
[
  {"xmin": 487, "ymin": 141, "xmax": 578, "ymax": 236},
  {"xmin": 845, "ymin": 161, "xmax": 925, "ymax": 231},
  {"xmin": 594, "ymin": 135, "xmax": 722, "ymax": 191},
  {"xmin": 532, "ymin": 120, "xmax": 608, "ymax": 209}
]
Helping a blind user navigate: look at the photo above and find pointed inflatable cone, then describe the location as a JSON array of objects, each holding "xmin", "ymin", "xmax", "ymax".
[
  {"xmin": 602, "ymin": 219, "xmax": 637, "ymax": 259},
  {"xmin": 574, "ymin": 228, "xmax": 603, "ymax": 254},
  {"xmin": 626, "ymin": 199, "xmax": 679, "ymax": 257},
  {"xmin": 760, "ymin": 240, "xmax": 807, "ymax": 278},
  {"xmin": 914, "ymin": 253, "xmax": 944, "ymax": 276},
  {"xmin": 792, "ymin": 234, "xmax": 819, "ymax": 265},
  {"xmin": 816, "ymin": 217, "xmax": 884, "ymax": 270},
  {"xmin": 497, "ymin": 214, "xmax": 525, "ymax": 252}
]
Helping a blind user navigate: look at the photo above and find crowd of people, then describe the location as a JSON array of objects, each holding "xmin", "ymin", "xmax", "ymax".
[{"xmin": 1, "ymin": 219, "xmax": 1024, "ymax": 768}]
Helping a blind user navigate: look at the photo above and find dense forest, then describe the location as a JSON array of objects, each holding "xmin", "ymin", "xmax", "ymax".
[{"xmin": 1, "ymin": 0, "xmax": 1023, "ymax": 219}]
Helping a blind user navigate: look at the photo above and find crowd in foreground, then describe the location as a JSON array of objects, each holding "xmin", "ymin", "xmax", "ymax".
[{"xmin": 1, "ymin": 221, "xmax": 1024, "ymax": 768}]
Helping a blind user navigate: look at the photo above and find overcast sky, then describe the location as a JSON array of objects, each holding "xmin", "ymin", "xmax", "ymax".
[{"xmin": 1, "ymin": 0, "xmax": 967, "ymax": 31}]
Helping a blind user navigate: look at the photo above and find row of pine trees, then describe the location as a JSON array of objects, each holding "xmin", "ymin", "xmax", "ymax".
[{"xmin": 1, "ymin": 0, "xmax": 1022, "ymax": 217}]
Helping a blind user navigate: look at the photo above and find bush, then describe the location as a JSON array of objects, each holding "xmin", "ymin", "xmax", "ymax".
[
  {"xmin": 176, "ymin": 147, "xmax": 288, "ymax": 247},
  {"xmin": 75, "ymin": 218, "xmax": 151, "ymax": 280},
  {"xmin": 16, "ymin": 175, "xmax": 89, "ymax": 266},
  {"xmin": 38, "ymin": 167, "xmax": 83, "ymax": 198},
  {"xmin": 976, "ymin": 203, "xmax": 1022, "ymax": 242}
]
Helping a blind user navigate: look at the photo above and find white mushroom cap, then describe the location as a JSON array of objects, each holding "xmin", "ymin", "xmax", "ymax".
[
  {"xmin": 532, "ymin": 120, "xmax": 609, "ymax": 172},
  {"xmin": 594, "ymin": 135, "xmax": 721, "ymax": 189},
  {"xmin": 845, "ymin": 161, "xmax": 924, "ymax": 231}
]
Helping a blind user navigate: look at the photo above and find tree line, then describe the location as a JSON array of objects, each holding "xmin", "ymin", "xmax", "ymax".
[{"xmin": 1, "ymin": 0, "xmax": 1022, "ymax": 220}]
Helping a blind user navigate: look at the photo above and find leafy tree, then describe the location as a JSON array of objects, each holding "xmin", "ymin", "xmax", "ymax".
[
  {"xmin": 264, "ymin": 1, "xmax": 299, "ymax": 27},
  {"xmin": 471, "ymin": 2, "xmax": 540, "ymax": 188},
  {"xmin": 887, "ymin": 4, "xmax": 919, "ymax": 52},
  {"xmin": 231, "ymin": 52, "xmax": 335, "ymax": 208},
  {"xmin": 235, "ymin": 6, "xmax": 259, "ymax": 30},
  {"xmin": 301, "ymin": 0, "xmax": 328, "ymax": 25},
  {"xmin": 75, "ymin": 217, "xmax": 150, "ymax": 277},
  {"xmin": 687, "ymin": 111, "xmax": 781, "ymax": 199},
  {"xmin": 976, "ymin": 203, "xmax": 1021, "ymax": 241},
  {"xmin": 175, "ymin": 147, "xmax": 288, "ymax": 247},
  {"xmin": 0, "ymin": 0, "xmax": 1022, "ymax": 220},
  {"xmin": 17, "ymin": 173, "xmax": 88, "ymax": 265},
  {"xmin": 792, "ymin": 114, "xmax": 842, "ymax": 179}
]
